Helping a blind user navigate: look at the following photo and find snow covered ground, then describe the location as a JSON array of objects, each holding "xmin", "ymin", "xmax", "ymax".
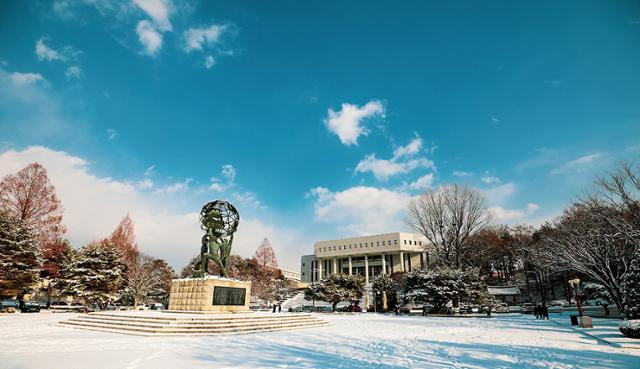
[{"xmin": 1, "ymin": 312, "xmax": 639, "ymax": 369}]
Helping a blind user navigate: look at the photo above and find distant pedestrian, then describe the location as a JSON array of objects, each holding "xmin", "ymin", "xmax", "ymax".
[
  {"xmin": 533, "ymin": 305, "xmax": 540, "ymax": 319},
  {"xmin": 278, "ymin": 303, "xmax": 282, "ymax": 313},
  {"xmin": 422, "ymin": 305, "xmax": 428, "ymax": 317},
  {"xmin": 602, "ymin": 303, "xmax": 610, "ymax": 316},
  {"xmin": 272, "ymin": 304, "xmax": 276, "ymax": 313},
  {"xmin": 542, "ymin": 303, "xmax": 549, "ymax": 320},
  {"xmin": 394, "ymin": 306, "xmax": 399, "ymax": 316}
]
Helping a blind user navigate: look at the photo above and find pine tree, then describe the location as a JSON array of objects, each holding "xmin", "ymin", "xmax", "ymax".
[
  {"xmin": 401, "ymin": 267, "xmax": 488, "ymax": 313},
  {"xmin": 304, "ymin": 274, "xmax": 364, "ymax": 311},
  {"xmin": 60, "ymin": 241, "xmax": 127, "ymax": 308},
  {"xmin": 0, "ymin": 215, "xmax": 41, "ymax": 298},
  {"xmin": 623, "ymin": 254, "xmax": 640, "ymax": 320}
]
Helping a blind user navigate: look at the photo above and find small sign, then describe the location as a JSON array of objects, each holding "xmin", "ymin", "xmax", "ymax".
[{"xmin": 212, "ymin": 286, "xmax": 246, "ymax": 306}]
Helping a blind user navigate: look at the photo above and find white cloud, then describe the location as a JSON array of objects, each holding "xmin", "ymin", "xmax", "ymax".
[
  {"xmin": 232, "ymin": 191, "xmax": 263, "ymax": 209},
  {"xmin": 209, "ymin": 164, "xmax": 236, "ymax": 192},
  {"xmin": 483, "ymin": 182, "xmax": 516, "ymax": 204},
  {"xmin": 488, "ymin": 202, "xmax": 540, "ymax": 222},
  {"xmin": 106, "ymin": 128, "xmax": 118, "ymax": 140},
  {"xmin": 308, "ymin": 185, "xmax": 412, "ymax": 235},
  {"xmin": 0, "ymin": 146, "xmax": 304, "ymax": 270},
  {"xmin": 137, "ymin": 178, "xmax": 154, "ymax": 189},
  {"xmin": 144, "ymin": 164, "xmax": 156, "ymax": 176},
  {"xmin": 135, "ymin": 20, "xmax": 163, "ymax": 56},
  {"xmin": 551, "ymin": 153, "xmax": 605, "ymax": 175},
  {"xmin": 154, "ymin": 178, "xmax": 192, "ymax": 195},
  {"xmin": 324, "ymin": 100, "xmax": 385, "ymax": 146},
  {"xmin": 65, "ymin": 66, "xmax": 83, "ymax": 80},
  {"xmin": 133, "ymin": 0, "xmax": 173, "ymax": 31},
  {"xmin": 406, "ymin": 173, "xmax": 434, "ymax": 190},
  {"xmin": 491, "ymin": 116, "xmax": 500, "ymax": 123},
  {"xmin": 480, "ymin": 173, "xmax": 501, "ymax": 184},
  {"xmin": 35, "ymin": 38, "xmax": 80, "ymax": 63},
  {"xmin": 10, "ymin": 72, "xmax": 46, "ymax": 85},
  {"xmin": 221, "ymin": 164, "xmax": 236, "ymax": 182},
  {"xmin": 354, "ymin": 136, "xmax": 435, "ymax": 180},
  {"xmin": 204, "ymin": 55, "xmax": 215, "ymax": 69},
  {"xmin": 184, "ymin": 25, "xmax": 226, "ymax": 52},
  {"xmin": 35, "ymin": 39, "xmax": 65, "ymax": 61},
  {"xmin": 392, "ymin": 137, "xmax": 422, "ymax": 158},
  {"xmin": 453, "ymin": 170, "xmax": 473, "ymax": 178}
]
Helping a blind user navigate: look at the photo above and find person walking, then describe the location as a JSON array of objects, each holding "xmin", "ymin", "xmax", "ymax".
[
  {"xmin": 278, "ymin": 303, "xmax": 282, "ymax": 313},
  {"xmin": 542, "ymin": 303, "xmax": 549, "ymax": 320},
  {"xmin": 533, "ymin": 304, "xmax": 540, "ymax": 319},
  {"xmin": 272, "ymin": 304, "xmax": 276, "ymax": 313}
]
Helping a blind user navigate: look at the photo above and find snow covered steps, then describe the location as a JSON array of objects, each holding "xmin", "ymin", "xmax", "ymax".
[{"xmin": 59, "ymin": 311, "xmax": 329, "ymax": 336}]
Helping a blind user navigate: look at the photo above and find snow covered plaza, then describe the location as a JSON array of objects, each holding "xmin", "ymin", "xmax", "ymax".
[{"xmin": 2, "ymin": 312, "xmax": 639, "ymax": 369}]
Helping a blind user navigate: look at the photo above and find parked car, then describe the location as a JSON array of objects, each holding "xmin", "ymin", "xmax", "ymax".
[
  {"xmin": 495, "ymin": 303, "xmax": 509, "ymax": 313},
  {"xmin": 150, "ymin": 303, "xmax": 165, "ymax": 310},
  {"xmin": 21, "ymin": 301, "xmax": 41, "ymax": 313},
  {"xmin": 520, "ymin": 303, "xmax": 535, "ymax": 314},
  {"xmin": 1, "ymin": 299, "xmax": 20, "ymax": 313}
]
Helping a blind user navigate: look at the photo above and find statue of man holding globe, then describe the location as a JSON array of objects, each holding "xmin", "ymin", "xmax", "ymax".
[{"xmin": 196, "ymin": 200, "xmax": 239, "ymax": 278}]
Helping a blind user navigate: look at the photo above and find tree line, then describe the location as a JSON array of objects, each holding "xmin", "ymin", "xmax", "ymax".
[{"xmin": 304, "ymin": 162, "xmax": 640, "ymax": 320}]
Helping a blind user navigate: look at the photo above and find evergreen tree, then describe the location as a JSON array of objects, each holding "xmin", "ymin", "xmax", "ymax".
[
  {"xmin": 60, "ymin": 241, "xmax": 127, "ymax": 308},
  {"xmin": 304, "ymin": 274, "xmax": 364, "ymax": 311},
  {"xmin": 372, "ymin": 274, "xmax": 400, "ymax": 310},
  {"xmin": 623, "ymin": 254, "xmax": 640, "ymax": 320},
  {"xmin": 401, "ymin": 267, "xmax": 488, "ymax": 313},
  {"xmin": 0, "ymin": 215, "xmax": 41, "ymax": 298}
]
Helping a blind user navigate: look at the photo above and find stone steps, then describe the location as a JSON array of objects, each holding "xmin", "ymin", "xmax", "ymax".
[{"xmin": 59, "ymin": 312, "xmax": 328, "ymax": 336}]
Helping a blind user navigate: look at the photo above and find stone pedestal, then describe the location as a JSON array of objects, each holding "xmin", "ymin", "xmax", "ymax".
[
  {"xmin": 580, "ymin": 316, "xmax": 594, "ymax": 328},
  {"xmin": 168, "ymin": 277, "xmax": 251, "ymax": 313}
]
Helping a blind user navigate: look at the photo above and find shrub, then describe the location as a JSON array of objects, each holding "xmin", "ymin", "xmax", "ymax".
[{"xmin": 619, "ymin": 320, "xmax": 640, "ymax": 339}]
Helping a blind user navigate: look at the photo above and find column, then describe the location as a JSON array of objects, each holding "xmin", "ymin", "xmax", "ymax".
[
  {"xmin": 332, "ymin": 258, "xmax": 337, "ymax": 275},
  {"xmin": 400, "ymin": 252, "xmax": 405, "ymax": 272},
  {"xmin": 422, "ymin": 252, "xmax": 428, "ymax": 268},
  {"xmin": 381, "ymin": 253, "xmax": 386, "ymax": 275},
  {"xmin": 348, "ymin": 256, "xmax": 353, "ymax": 276},
  {"xmin": 318, "ymin": 258, "xmax": 323, "ymax": 279},
  {"xmin": 364, "ymin": 254, "xmax": 369, "ymax": 284}
]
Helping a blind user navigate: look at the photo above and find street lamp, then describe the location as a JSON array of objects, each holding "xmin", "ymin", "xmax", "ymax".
[{"xmin": 568, "ymin": 277, "xmax": 583, "ymax": 317}]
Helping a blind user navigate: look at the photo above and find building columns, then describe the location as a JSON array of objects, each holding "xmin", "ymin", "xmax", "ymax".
[
  {"xmin": 400, "ymin": 252, "xmax": 405, "ymax": 272},
  {"xmin": 422, "ymin": 251, "xmax": 428, "ymax": 268},
  {"xmin": 364, "ymin": 254, "xmax": 369, "ymax": 284},
  {"xmin": 318, "ymin": 258, "xmax": 323, "ymax": 279},
  {"xmin": 381, "ymin": 253, "xmax": 386, "ymax": 275},
  {"xmin": 348, "ymin": 256, "xmax": 352, "ymax": 276},
  {"xmin": 332, "ymin": 258, "xmax": 337, "ymax": 275}
]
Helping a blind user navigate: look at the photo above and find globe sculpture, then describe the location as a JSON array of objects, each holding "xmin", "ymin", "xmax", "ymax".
[{"xmin": 197, "ymin": 200, "xmax": 240, "ymax": 278}]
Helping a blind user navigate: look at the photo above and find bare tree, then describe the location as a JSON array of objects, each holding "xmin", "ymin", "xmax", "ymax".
[
  {"xmin": 0, "ymin": 163, "xmax": 66, "ymax": 248},
  {"xmin": 406, "ymin": 184, "xmax": 492, "ymax": 268},
  {"xmin": 253, "ymin": 238, "xmax": 278, "ymax": 269},
  {"xmin": 107, "ymin": 214, "xmax": 140, "ymax": 271},
  {"xmin": 538, "ymin": 203, "xmax": 636, "ymax": 316},
  {"xmin": 126, "ymin": 255, "xmax": 173, "ymax": 307}
]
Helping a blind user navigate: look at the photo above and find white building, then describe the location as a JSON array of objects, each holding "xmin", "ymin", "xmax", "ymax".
[
  {"xmin": 279, "ymin": 268, "xmax": 301, "ymax": 282},
  {"xmin": 300, "ymin": 232, "xmax": 435, "ymax": 285}
]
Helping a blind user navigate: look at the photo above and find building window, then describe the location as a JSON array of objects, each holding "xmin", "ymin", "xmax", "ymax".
[
  {"xmin": 419, "ymin": 241, "xmax": 422, "ymax": 245},
  {"xmin": 409, "ymin": 240, "xmax": 412, "ymax": 245},
  {"xmin": 382, "ymin": 241, "xmax": 385, "ymax": 246},
  {"xmin": 394, "ymin": 240, "xmax": 398, "ymax": 245},
  {"xmin": 302, "ymin": 272, "xmax": 305, "ymax": 276},
  {"xmin": 404, "ymin": 240, "xmax": 406, "ymax": 244},
  {"xmin": 365, "ymin": 243, "xmax": 368, "ymax": 248},
  {"xmin": 339, "ymin": 246, "xmax": 341, "ymax": 250},
  {"xmin": 302, "ymin": 263, "xmax": 305, "ymax": 267},
  {"xmin": 377, "ymin": 241, "xmax": 380, "ymax": 246},
  {"xmin": 333, "ymin": 246, "xmax": 336, "ymax": 250}
]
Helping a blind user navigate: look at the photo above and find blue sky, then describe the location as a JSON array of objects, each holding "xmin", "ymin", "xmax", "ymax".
[{"xmin": 1, "ymin": 0, "xmax": 639, "ymax": 269}]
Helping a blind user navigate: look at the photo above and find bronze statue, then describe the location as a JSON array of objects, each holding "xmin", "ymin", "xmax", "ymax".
[{"xmin": 196, "ymin": 200, "xmax": 239, "ymax": 278}]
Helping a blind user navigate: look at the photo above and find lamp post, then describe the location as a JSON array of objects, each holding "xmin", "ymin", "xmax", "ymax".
[
  {"xmin": 568, "ymin": 277, "xmax": 583, "ymax": 317},
  {"xmin": 311, "ymin": 268, "xmax": 321, "ymax": 307}
]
